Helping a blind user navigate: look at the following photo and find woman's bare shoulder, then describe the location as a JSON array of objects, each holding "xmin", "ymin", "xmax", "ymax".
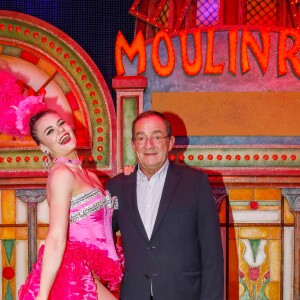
[{"xmin": 47, "ymin": 163, "xmax": 76, "ymax": 191}]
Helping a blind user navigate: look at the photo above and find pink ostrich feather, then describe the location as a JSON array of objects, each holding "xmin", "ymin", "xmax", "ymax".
[
  {"xmin": 0, "ymin": 70, "xmax": 25, "ymax": 136},
  {"xmin": 0, "ymin": 70, "xmax": 46, "ymax": 137},
  {"xmin": 15, "ymin": 95, "xmax": 46, "ymax": 136}
]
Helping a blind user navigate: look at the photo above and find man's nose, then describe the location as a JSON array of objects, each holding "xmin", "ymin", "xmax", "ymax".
[{"xmin": 144, "ymin": 137, "xmax": 155, "ymax": 147}]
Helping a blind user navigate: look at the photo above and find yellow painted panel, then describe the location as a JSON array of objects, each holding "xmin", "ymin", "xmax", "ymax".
[
  {"xmin": 152, "ymin": 92, "xmax": 300, "ymax": 136},
  {"xmin": 239, "ymin": 259, "xmax": 249, "ymax": 275},
  {"xmin": 255, "ymin": 189, "xmax": 281, "ymax": 201},
  {"xmin": 1, "ymin": 190, "xmax": 16, "ymax": 224},
  {"xmin": 258, "ymin": 205, "xmax": 281, "ymax": 211},
  {"xmin": 1, "ymin": 243, "xmax": 8, "ymax": 299},
  {"xmin": 1, "ymin": 227, "xmax": 16, "ymax": 239},
  {"xmin": 229, "ymin": 189, "xmax": 254, "ymax": 200},
  {"xmin": 1, "ymin": 243, "xmax": 7, "ymax": 266},
  {"xmin": 269, "ymin": 227, "xmax": 281, "ymax": 240},
  {"xmin": 230, "ymin": 205, "xmax": 249, "ymax": 211},
  {"xmin": 283, "ymin": 198, "xmax": 295, "ymax": 224},
  {"xmin": 269, "ymin": 240, "xmax": 281, "ymax": 282},
  {"xmin": 239, "ymin": 227, "xmax": 270, "ymax": 239},
  {"xmin": 37, "ymin": 226, "xmax": 49, "ymax": 239},
  {"xmin": 10, "ymin": 250, "xmax": 15, "ymax": 296},
  {"xmin": 265, "ymin": 282, "xmax": 280, "ymax": 299},
  {"xmin": 230, "ymin": 227, "xmax": 281, "ymax": 298},
  {"xmin": 239, "ymin": 239, "xmax": 271, "ymax": 298},
  {"xmin": 16, "ymin": 227, "xmax": 28, "ymax": 240}
]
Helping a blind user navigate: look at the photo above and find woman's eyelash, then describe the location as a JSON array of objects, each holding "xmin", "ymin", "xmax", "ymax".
[
  {"xmin": 45, "ymin": 121, "xmax": 65, "ymax": 135},
  {"xmin": 46, "ymin": 129, "xmax": 54, "ymax": 135}
]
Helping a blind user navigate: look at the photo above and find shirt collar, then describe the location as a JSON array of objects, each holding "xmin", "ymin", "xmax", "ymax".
[{"xmin": 137, "ymin": 159, "xmax": 169, "ymax": 181}]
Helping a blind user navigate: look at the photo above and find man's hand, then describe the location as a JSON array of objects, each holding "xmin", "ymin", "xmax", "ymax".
[{"xmin": 122, "ymin": 165, "xmax": 135, "ymax": 175}]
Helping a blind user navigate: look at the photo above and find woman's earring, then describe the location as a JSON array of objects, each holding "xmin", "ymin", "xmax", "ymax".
[{"xmin": 43, "ymin": 149, "xmax": 51, "ymax": 169}]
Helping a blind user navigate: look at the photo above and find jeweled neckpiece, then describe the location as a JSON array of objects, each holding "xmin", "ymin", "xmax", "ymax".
[{"xmin": 53, "ymin": 157, "xmax": 82, "ymax": 166}]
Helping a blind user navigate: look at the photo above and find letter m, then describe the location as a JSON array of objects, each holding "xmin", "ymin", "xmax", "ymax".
[{"xmin": 115, "ymin": 30, "xmax": 146, "ymax": 76}]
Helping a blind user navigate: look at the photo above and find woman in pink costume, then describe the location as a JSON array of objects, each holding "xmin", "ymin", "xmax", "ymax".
[{"xmin": 18, "ymin": 110, "xmax": 123, "ymax": 299}]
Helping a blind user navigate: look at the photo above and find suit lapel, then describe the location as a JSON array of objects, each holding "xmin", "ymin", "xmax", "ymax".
[
  {"xmin": 151, "ymin": 163, "xmax": 180, "ymax": 239},
  {"xmin": 125, "ymin": 170, "xmax": 149, "ymax": 241}
]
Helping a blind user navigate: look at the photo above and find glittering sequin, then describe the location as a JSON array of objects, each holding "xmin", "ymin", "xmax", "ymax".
[
  {"xmin": 71, "ymin": 189, "xmax": 102, "ymax": 209},
  {"xmin": 104, "ymin": 191, "xmax": 118, "ymax": 209},
  {"xmin": 69, "ymin": 189, "xmax": 118, "ymax": 223}
]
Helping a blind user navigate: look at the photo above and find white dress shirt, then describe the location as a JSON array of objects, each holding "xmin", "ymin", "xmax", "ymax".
[{"xmin": 137, "ymin": 160, "xmax": 169, "ymax": 239}]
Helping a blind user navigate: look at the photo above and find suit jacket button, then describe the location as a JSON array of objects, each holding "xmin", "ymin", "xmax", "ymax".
[
  {"xmin": 144, "ymin": 274, "xmax": 150, "ymax": 279},
  {"xmin": 148, "ymin": 245, "xmax": 156, "ymax": 250}
]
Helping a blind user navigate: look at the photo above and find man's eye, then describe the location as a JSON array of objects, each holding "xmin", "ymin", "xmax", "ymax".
[
  {"xmin": 59, "ymin": 121, "xmax": 65, "ymax": 126},
  {"xmin": 137, "ymin": 136, "xmax": 145, "ymax": 142},
  {"xmin": 153, "ymin": 135, "xmax": 162, "ymax": 141}
]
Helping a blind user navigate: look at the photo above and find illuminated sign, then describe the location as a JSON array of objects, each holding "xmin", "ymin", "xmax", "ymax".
[{"xmin": 115, "ymin": 28, "xmax": 300, "ymax": 78}]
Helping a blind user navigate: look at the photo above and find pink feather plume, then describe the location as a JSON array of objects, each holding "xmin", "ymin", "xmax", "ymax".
[{"xmin": 0, "ymin": 70, "xmax": 46, "ymax": 137}]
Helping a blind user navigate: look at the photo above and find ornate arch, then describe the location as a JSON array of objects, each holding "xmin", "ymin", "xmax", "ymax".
[{"xmin": 0, "ymin": 10, "xmax": 116, "ymax": 177}]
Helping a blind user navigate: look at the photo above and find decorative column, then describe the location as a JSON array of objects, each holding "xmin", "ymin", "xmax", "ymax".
[
  {"xmin": 16, "ymin": 189, "xmax": 46, "ymax": 272},
  {"xmin": 282, "ymin": 188, "xmax": 300, "ymax": 299},
  {"xmin": 112, "ymin": 76, "xmax": 147, "ymax": 173}
]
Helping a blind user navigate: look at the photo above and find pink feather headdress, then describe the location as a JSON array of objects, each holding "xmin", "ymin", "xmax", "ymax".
[{"xmin": 0, "ymin": 70, "xmax": 47, "ymax": 137}]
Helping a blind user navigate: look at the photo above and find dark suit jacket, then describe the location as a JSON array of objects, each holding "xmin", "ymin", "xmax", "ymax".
[{"xmin": 107, "ymin": 162, "xmax": 224, "ymax": 300}]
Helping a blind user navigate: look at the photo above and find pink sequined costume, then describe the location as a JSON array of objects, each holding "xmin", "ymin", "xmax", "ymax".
[{"xmin": 18, "ymin": 188, "xmax": 123, "ymax": 299}]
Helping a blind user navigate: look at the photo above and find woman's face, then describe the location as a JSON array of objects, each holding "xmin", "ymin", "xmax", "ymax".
[{"xmin": 35, "ymin": 112, "xmax": 77, "ymax": 158}]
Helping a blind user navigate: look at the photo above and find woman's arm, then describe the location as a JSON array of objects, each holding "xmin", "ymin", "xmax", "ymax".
[{"xmin": 36, "ymin": 166, "xmax": 74, "ymax": 300}]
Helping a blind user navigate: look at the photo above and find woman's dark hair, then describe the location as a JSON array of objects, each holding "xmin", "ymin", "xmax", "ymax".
[
  {"xmin": 29, "ymin": 109, "xmax": 57, "ymax": 145},
  {"xmin": 131, "ymin": 110, "xmax": 172, "ymax": 140}
]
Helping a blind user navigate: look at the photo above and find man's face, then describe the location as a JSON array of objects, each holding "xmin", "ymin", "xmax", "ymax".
[{"xmin": 131, "ymin": 115, "xmax": 175, "ymax": 178}]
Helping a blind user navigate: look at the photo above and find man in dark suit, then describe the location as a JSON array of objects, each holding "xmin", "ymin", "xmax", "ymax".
[{"xmin": 107, "ymin": 110, "xmax": 224, "ymax": 300}]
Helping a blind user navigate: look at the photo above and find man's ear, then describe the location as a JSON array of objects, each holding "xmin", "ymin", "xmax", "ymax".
[
  {"xmin": 168, "ymin": 136, "xmax": 175, "ymax": 151},
  {"xmin": 131, "ymin": 139, "xmax": 136, "ymax": 151}
]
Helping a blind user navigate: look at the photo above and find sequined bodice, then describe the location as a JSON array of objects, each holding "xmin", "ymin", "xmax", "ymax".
[{"xmin": 68, "ymin": 188, "xmax": 119, "ymax": 260}]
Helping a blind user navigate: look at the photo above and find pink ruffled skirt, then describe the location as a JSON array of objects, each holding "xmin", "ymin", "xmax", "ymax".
[{"xmin": 18, "ymin": 241, "xmax": 124, "ymax": 299}]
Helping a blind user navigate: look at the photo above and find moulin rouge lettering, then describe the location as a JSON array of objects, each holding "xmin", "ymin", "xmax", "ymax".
[{"xmin": 115, "ymin": 28, "xmax": 300, "ymax": 78}]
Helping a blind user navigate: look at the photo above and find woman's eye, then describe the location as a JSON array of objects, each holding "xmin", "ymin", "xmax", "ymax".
[
  {"xmin": 46, "ymin": 129, "xmax": 54, "ymax": 135},
  {"xmin": 59, "ymin": 121, "xmax": 65, "ymax": 126}
]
